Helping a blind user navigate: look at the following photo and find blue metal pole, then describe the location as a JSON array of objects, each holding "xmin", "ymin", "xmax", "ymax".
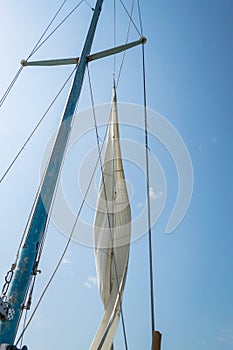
[{"xmin": 0, "ymin": 0, "xmax": 104, "ymax": 345}]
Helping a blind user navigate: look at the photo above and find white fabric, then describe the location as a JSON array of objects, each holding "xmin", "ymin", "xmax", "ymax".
[{"xmin": 90, "ymin": 88, "xmax": 131, "ymax": 350}]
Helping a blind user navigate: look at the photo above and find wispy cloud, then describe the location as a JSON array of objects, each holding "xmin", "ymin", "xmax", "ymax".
[
  {"xmin": 84, "ymin": 276, "xmax": 98, "ymax": 289},
  {"xmin": 136, "ymin": 201, "xmax": 144, "ymax": 208},
  {"xmin": 217, "ymin": 329, "xmax": 233, "ymax": 345},
  {"xmin": 88, "ymin": 276, "xmax": 97, "ymax": 285},
  {"xmin": 84, "ymin": 282, "xmax": 91, "ymax": 288},
  {"xmin": 211, "ymin": 136, "xmax": 217, "ymax": 144},
  {"xmin": 62, "ymin": 257, "xmax": 71, "ymax": 264},
  {"xmin": 149, "ymin": 187, "xmax": 164, "ymax": 200},
  {"xmin": 33, "ymin": 312, "xmax": 52, "ymax": 330}
]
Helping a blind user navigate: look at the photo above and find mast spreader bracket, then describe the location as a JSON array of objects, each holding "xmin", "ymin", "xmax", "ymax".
[{"xmin": 20, "ymin": 36, "xmax": 147, "ymax": 67}]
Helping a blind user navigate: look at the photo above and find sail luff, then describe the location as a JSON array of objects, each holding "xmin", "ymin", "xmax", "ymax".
[{"xmin": 91, "ymin": 88, "xmax": 131, "ymax": 349}]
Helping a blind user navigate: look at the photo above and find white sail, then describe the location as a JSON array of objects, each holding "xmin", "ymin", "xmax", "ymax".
[{"xmin": 90, "ymin": 87, "xmax": 131, "ymax": 350}]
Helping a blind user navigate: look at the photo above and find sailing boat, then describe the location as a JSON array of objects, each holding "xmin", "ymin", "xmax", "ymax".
[{"xmin": 0, "ymin": 1, "xmax": 161, "ymax": 349}]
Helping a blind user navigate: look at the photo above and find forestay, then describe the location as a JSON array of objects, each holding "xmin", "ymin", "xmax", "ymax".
[{"xmin": 91, "ymin": 87, "xmax": 131, "ymax": 349}]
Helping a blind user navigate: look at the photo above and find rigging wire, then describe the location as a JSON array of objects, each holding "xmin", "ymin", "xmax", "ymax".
[
  {"xmin": 1, "ymin": 0, "xmax": 98, "ymax": 342},
  {"xmin": 19, "ymin": 274, "xmax": 36, "ymax": 349},
  {"xmin": 0, "ymin": 66, "xmax": 76, "ymax": 184},
  {"xmin": 0, "ymin": 0, "xmax": 66, "ymax": 108},
  {"xmin": 14, "ymin": 59, "xmax": 112, "ymax": 344},
  {"xmin": 0, "ymin": 67, "xmax": 23, "ymax": 108},
  {"xmin": 19, "ymin": 309, "xmax": 28, "ymax": 349},
  {"xmin": 15, "ymin": 86, "xmax": 78, "ymax": 342},
  {"xmin": 28, "ymin": 52, "xmax": 85, "ymax": 287},
  {"xmin": 1, "ymin": 0, "xmax": 86, "ymax": 292},
  {"xmin": 2, "ymin": 0, "xmax": 148, "ymax": 346},
  {"xmin": 0, "ymin": 66, "xmax": 77, "ymax": 309},
  {"xmin": 1, "ymin": 66, "xmax": 77, "ymax": 312},
  {"xmin": 27, "ymin": 0, "xmax": 69, "ymax": 60},
  {"xmin": 119, "ymin": 0, "xmax": 141, "ymax": 36},
  {"xmin": 84, "ymin": 0, "xmax": 95, "ymax": 11},
  {"xmin": 28, "ymin": 0, "xmax": 85, "ymax": 59},
  {"xmin": 115, "ymin": 0, "xmax": 136, "ymax": 88},
  {"xmin": 15, "ymin": 122, "xmax": 106, "ymax": 347},
  {"xmin": 0, "ymin": 0, "xmax": 85, "ymax": 183},
  {"xmin": 87, "ymin": 66, "xmax": 128, "ymax": 350},
  {"xmin": 113, "ymin": 0, "xmax": 116, "ymax": 78},
  {"xmin": 138, "ymin": 0, "xmax": 156, "ymax": 335},
  {"xmin": 0, "ymin": 0, "xmax": 84, "ymax": 108},
  {"xmin": 10, "ymin": 49, "xmax": 89, "ymax": 337},
  {"xmin": 137, "ymin": 0, "xmax": 143, "ymax": 36}
]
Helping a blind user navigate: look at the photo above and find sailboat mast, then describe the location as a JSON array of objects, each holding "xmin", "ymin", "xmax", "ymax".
[{"xmin": 0, "ymin": 0, "xmax": 104, "ymax": 346}]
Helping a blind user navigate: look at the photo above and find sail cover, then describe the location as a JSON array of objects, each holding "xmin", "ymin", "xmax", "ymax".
[{"xmin": 90, "ymin": 88, "xmax": 131, "ymax": 350}]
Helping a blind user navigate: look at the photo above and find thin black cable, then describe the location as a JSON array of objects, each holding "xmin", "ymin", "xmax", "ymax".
[
  {"xmin": 15, "ymin": 67, "xmax": 109, "ymax": 345},
  {"xmin": 27, "ymin": 0, "xmax": 69, "ymax": 60},
  {"xmin": 0, "ymin": 0, "xmax": 83, "ymax": 109},
  {"xmin": 19, "ymin": 274, "xmax": 36, "ymax": 349},
  {"xmin": 137, "ymin": 0, "xmax": 143, "ymax": 35},
  {"xmin": 84, "ymin": 0, "xmax": 95, "ymax": 11},
  {"xmin": 140, "ymin": 23, "xmax": 156, "ymax": 337},
  {"xmin": 116, "ymin": 0, "xmax": 135, "ymax": 88},
  {"xmin": 143, "ymin": 44, "xmax": 156, "ymax": 334},
  {"xmin": 15, "ymin": 118, "xmax": 104, "ymax": 347},
  {"xmin": 31, "ymin": 63, "xmax": 80, "ymax": 276},
  {"xmin": 19, "ymin": 309, "xmax": 28, "ymax": 349},
  {"xmin": 87, "ymin": 66, "xmax": 128, "ymax": 350},
  {"xmin": 113, "ymin": 0, "xmax": 116, "ymax": 79},
  {"xmin": 16, "ymin": 57, "xmax": 82, "ymax": 306},
  {"xmin": 119, "ymin": 0, "xmax": 141, "ymax": 36},
  {"xmin": 0, "ymin": 66, "xmax": 77, "ymax": 308},
  {"xmin": 0, "ymin": 67, "xmax": 76, "ymax": 184},
  {"xmin": 0, "ymin": 0, "xmax": 67, "ymax": 108},
  {"xmin": 0, "ymin": 67, "xmax": 23, "ymax": 108},
  {"xmin": 28, "ymin": 0, "xmax": 84, "ymax": 59},
  {"xmin": 6, "ymin": 66, "xmax": 77, "ymax": 343},
  {"xmin": 14, "ymin": 137, "xmax": 58, "ymax": 265}
]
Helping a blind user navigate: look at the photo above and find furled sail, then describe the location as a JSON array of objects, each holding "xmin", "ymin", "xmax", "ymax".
[{"xmin": 90, "ymin": 87, "xmax": 131, "ymax": 350}]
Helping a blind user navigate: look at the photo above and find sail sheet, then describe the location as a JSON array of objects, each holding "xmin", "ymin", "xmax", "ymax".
[{"xmin": 90, "ymin": 88, "xmax": 131, "ymax": 350}]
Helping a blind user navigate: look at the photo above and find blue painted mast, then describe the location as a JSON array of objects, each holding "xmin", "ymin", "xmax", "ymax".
[{"xmin": 0, "ymin": 0, "xmax": 104, "ymax": 346}]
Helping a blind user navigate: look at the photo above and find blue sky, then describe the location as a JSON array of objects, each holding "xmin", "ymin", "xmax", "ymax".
[{"xmin": 0, "ymin": 1, "xmax": 232, "ymax": 349}]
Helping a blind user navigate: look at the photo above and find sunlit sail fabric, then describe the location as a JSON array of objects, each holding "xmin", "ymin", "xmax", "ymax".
[{"xmin": 90, "ymin": 88, "xmax": 131, "ymax": 350}]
